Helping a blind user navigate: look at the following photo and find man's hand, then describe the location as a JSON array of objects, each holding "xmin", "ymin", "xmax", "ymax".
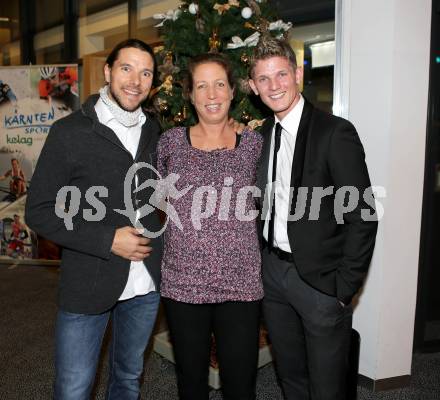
[
  {"xmin": 111, "ymin": 226, "xmax": 152, "ymax": 261},
  {"xmin": 228, "ymin": 117, "xmax": 246, "ymax": 134}
]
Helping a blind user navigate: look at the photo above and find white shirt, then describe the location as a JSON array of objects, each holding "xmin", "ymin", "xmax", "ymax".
[
  {"xmin": 263, "ymin": 94, "xmax": 305, "ymax": 252},
  {"xmin": 95, "ymin": 98, "xmax": 156, "ymax": 300}
]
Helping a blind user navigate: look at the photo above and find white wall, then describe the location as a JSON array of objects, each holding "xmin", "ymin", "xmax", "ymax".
[{"xmin": 337, "ymin": 0, "xmax": 431, "ymax": 380}]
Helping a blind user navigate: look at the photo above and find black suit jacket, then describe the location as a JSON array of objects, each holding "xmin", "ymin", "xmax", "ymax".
[
  {"xmin": 25, "ymin": 95, "xmax": 163, "ymax": 314},
  {"xmin": 257, "ymin": 99, "xmax": 377, "ymax": 305}
]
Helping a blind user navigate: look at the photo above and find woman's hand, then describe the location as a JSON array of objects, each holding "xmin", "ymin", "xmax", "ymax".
[{"xmin": 228, "ymin": 117, "xmax": 246, "ymax": 134}]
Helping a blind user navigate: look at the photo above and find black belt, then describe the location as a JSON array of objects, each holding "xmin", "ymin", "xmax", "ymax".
[{"xmin": 263, "ymin": 239, "xmax": 294, "ymax": 262}]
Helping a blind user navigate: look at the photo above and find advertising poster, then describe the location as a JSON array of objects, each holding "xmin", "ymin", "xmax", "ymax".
[{"xmin": 0, "ymin": 65, "xmax": 79, "ymax": 262}]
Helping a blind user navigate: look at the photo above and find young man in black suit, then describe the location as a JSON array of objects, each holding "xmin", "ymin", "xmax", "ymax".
[{"xmin": 248, "ymin": 36, "xmax": 378, "ymax": 400}]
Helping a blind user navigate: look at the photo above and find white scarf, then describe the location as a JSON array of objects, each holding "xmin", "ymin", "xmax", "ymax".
[{"xmin": 99, "ymin": 85, "xmax": 143, "ymax": 127}]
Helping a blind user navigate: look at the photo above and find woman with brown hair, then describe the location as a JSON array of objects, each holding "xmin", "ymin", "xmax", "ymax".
[{"xmin": 157, "ymin": 53, "xmax": 263, "ymax": 400}]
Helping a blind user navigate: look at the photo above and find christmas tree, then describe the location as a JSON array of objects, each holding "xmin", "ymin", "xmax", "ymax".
[{"xmin": 151, "ymin": 0, "xmax": 292, "ymax": 130}]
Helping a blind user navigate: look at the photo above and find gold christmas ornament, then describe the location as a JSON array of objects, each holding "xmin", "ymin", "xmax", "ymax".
[
  {"xmin": 174, "ymin": 111, "xmax": 185, "ymax": 124},
  {"xmin": 159, "ymin": 101, "xmax": 169, "ymax": 113},
  {"xmin": 213, "ymin": 3, "xmax": 228, "ymax": 15},
  {"xmin": 241, "ymin": 111, "xmax": 252, "ymax": 123},
  {"xmin": 213, "ymin": 0, "xmax": 239, "ymax": 15},
  {"xmin": 240, "ymin": 53, "xmax": 250, "ymax": 65},
  {"xmin": 153, "ymin": 96, "xmax": 169, "ymax": 114},
  {"xmin": 158, "ymin": 52, "xmax": 180, "ymax": 81},
  {"xmin": 162, "ymin": 75, "xmax": 174, "ymax": 95},
  {"xmin": 245, "ymin": 18, "xmax": 269, "ymax": 33},
  {"xmin": 209, "ymin": 28, "xmax": 221, "ymax": 52},
  {"xmin": 244, "ymin": 22, "xmax": 256, "ymax": 30}
]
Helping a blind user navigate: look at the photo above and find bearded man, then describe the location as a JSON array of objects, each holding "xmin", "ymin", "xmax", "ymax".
[{"xmin": 26, "ymin": 39, "xmax": 163, "ymax": 400}]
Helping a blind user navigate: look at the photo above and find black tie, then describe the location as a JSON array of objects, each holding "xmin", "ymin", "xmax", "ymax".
[{"xmin": 268, "ymin": 123, "xmax": 282, "ymax": 251}]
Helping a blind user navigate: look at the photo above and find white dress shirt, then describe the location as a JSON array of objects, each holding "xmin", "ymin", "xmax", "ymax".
[
  {"xmin": 263, "ymin": 94, "xmax": 305, "ymax": 252},
  {"xmin": 95, "ymin": 98, "xmax": 156, "ymax": 300}
]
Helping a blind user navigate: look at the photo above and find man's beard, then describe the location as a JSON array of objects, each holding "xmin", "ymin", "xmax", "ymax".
[{"xmin": 109, "ymin": 85, "xmax": 147, "ymax": 112}]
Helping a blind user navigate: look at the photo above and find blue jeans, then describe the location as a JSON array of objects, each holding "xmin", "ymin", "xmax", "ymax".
[{"xmin": 54, "ymin": 291, "xmax": 160, "ymax": 400}]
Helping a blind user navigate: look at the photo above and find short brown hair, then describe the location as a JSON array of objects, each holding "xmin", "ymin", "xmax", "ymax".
[
  {"xmin": 183, "ymin": 53, "xmax": 235, "ymax": 100},
  {"xmin": 249, "ymin": 35, "xmax": 297, "ymax": 78}
]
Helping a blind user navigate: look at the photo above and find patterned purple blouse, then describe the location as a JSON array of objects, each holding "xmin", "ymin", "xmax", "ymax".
[{"xmin": 157, "ymin": 126, "xmax": 264, "ymax": 304}]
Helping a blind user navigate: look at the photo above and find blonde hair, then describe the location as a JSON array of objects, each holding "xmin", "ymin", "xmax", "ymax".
[{"xmin": 249, "ymin": 35, "xmax": 297, "ymax": 78}]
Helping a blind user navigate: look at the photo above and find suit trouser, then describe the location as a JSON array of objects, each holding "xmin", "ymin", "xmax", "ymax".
[
  {"xmin": 163, "ymin": 298, "xmax": 261, "ymax": 400},
  {"xmin": 262, "ymin": 248, "xmax": 352, "ymax": 400}
]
